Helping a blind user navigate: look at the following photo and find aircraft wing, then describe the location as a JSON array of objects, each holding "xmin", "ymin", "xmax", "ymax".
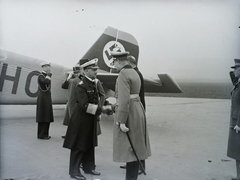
[{"xmin": 97, "ymin": 73, "xmax": 182, "ymax": 96}]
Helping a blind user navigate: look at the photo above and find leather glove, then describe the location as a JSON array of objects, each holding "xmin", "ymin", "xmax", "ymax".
[
  {"xmin": 67, "ymin": 72, "xmax": 73, "ymax": 80},
  {"xmin": 234, "ymin": 125, "xmax": 240, "ymax": 133},
  {"xmin": 120, "ymin": 123, "xmax": 129, "ymax": 133},
  {"xmin": 102, "ymin": 105, "xmax": 113, "ymax": 115}
]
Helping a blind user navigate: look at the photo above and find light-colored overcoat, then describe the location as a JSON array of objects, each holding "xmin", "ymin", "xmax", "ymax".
[
  {"xmin": 227, "ymin": 82, "xmax": 240, "ymax": 160},
  {"xmin": 113, "ymin": 65, "xmax": 151, "ymax": 162}
]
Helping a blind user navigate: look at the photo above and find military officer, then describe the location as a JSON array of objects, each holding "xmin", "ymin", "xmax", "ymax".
[
  {"xmin": 227, "ymin": 59, "xmax": 240, "ymax": 180},
  {"xmin": 63, "ymin": 58, "xmax": 103, "ymax": 180},
  {"xmin": 61, "ymin": 63, "xmax": 83, "ymax": 138},
  {"xmin": 110, "ymin": 51, "xmax": 151, "ymax": 180},
  {"xmin": 36, "ymin": 62, "xmax": 54, "ymax": 140}
]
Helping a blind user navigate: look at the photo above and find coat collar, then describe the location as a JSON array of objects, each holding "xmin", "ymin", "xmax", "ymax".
[{"xmin": 120, "ymin": 64, "xmax": 132, "ymax": 71}]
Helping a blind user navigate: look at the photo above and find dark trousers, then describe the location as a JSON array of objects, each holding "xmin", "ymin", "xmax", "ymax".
[
  {"xmin": 37, "ymin": 122, "xmax": 50, "ymax": 138},
  {"xmin": 237, "ymin": 160, "xmax": 240, "ymax": 179},
  {"xmin": 126, "ymin": 161, "xmax": 139, "ymax": 180},
  {"xmin": 139, "ymin": 160, "xmax": 145, "ymax": 172},
  {"xmin": 69, "ymin": 147, "xmax": 95, "ymax": 176}
]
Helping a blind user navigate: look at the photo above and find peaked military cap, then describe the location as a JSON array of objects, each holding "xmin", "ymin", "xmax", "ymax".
[
  {"xmin": 111, "ymin": 51, "xmax": 129, "ymax": 59},
  {"xmin": 80, "ymin": 58, "xmax": 99, "ymax": 69},
  {"xmin": 231, "ymin": 59, "xmax": 240, "ymax": 69},
  {"xmin": 40, "ymin": 62, "xmax": 51, "ymax": 67},
  {"xmin": 73, "ymin": 63, "xmax": 81, "ymax": 72}
]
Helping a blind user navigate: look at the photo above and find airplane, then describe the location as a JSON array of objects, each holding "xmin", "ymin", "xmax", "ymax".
[{"xmin": 0, "ymin": 26, "xmax": 182, "ymax": 105}]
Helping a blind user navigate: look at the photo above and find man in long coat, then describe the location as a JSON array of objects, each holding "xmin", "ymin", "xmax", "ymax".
[
  {"xmin": 36, "ymin": 62, "xmax": 54, "ymax": 140},
  {"xmin": 61, "ymin": 64, "xmax": 83, "ymax": 127},
  {"xmin": 63, "ymin": 58, "xmax": 104, "ymax": 180},
  {"xmin": 110, "ymin": 51, "xmax": 151, "ymax": 180},
  {"xmin": 227, "ymin": 59, "xmax": 240, "ymax": 180}
]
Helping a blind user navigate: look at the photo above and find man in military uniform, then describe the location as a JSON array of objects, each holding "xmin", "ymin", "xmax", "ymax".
[
  {"xmin": 61, "ymin": 63, "xmax": 83, "ymax": 138},
  {"xmin": 110, "ymin": 51, "xmax": 151, "ymax": 180},
  {"xmin": 227, "ymin": 59, "xmax": 240, "ymax": 180},
  {"xmin": 36, "ymin": 62, "xmax": 54, "ymax": 140},
  {"xmin": 63, "ymin": 58, "xmax": 103, "ymax": 180}
]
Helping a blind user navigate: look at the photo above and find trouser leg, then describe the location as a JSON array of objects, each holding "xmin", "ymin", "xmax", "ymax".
[
  {"xmin": 69, "ymin": 148, "xmax": 83, "ymax": 176},
  {"xmin": 37, "ymin": 123, "xmax": 45, "ymax": 138},
  {"xmin": 82, "ymin": 147, "xmax": 95, "ymax": 172},
  {"xmin": 139, "ymin": 160, "xmax": 145, "ymax": 172},
  {"xmin": 44, "ymin": 122, "xmax": 50, "ymax": 137},
  {"xmin": 126, "ymin": 161, "xmax": 139, "ymax": 180},
  {"xmin": 237, "ymin": 160, "xmax": 240, "ymax": 179}
]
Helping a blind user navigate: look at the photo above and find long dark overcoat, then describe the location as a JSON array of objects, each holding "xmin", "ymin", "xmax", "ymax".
[
  {"xmin": 113, "ymin": 65, "xmax": 151, "ymax": 162},
  {"xmin": 63, "ymin": 77, "xmax": 101, "ymax": 151},
  {"xmin": 62, "ymin": 77, "xmax": 81, "ymax": 126},
  {"xmin": 36, "ymin": 72, "xmax": 54, "ymax": 123},
  {"xmin": 227, "ymin": 82, "xmax": 240, "ymax": 160}
]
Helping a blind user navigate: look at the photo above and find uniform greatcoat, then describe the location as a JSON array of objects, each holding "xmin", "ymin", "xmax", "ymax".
[
  {"xmin": 62, "ymin": 77, "xmax": 82, "ymax": 126},
  {"xmin": 227, "ymin": 81, "xmax": 240, "ymax": 160},
  {"xmin": 63, "ymin": 77, "xmax": 102, "ymax": 151},
  {"xmin": 113, "ymin": 65, "xmax": 151, "ymax": 162},
  {"xmin": 36, "ymin": 72, "xmax": 54, "ymax": 123}
]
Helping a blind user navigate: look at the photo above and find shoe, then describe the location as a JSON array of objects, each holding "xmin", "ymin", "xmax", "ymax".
[
  {"xmin": 70, "ymin": 174, "xmax": 86, "ymax": 180},
  {"xmin": 61, "ymin": 136, "xmax": 65, "ymax": 138},
  {"xmin": 120, "ymin": 164, "xmax": 126, "ymax": 169},
  {"xmin": 84, "ymin": 170, "xmax": 101, "ymax": 175},
  {"xmin": 38, "ymin": 136, "xmax": 51, "ymax": 140},
  {"xmin": 231, "ymin": 178, "xmax": 240, "ymax": 180}
]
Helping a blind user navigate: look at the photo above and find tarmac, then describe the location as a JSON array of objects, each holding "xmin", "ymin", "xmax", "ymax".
[{"xmin": 0, "ymin": 97, "xmax": 236, "ymax": 180}]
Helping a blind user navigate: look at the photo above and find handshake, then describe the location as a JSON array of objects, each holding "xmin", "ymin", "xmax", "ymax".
[{"xmin": 101, "ymin": 105, "xmax": 114, "ymax": 115}]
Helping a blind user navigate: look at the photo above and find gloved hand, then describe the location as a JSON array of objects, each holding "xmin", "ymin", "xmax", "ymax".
[
  {"xmin": 234, "ymin": 125, "xmax": 240, "ymax": 133},
  {"xmin": 102, "ymin": 105, "xmax": 113, "ymax": 115},
  {"xmin": 67, "ymin": 72, "xmax": 73, "ymax": 80},
  {"xmin": 119, "ymin": 123, "xmax": 129, "ymax": 133}
]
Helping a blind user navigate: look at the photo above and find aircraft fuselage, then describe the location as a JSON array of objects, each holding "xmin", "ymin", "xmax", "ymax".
[{"xmin": 0, "ymin": 50, "xmax": 69, "ymax": 104}]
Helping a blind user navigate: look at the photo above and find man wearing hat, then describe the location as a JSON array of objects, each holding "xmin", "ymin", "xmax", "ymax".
[
  {"xmin": 61, "ymin": 63, "xmax": 84, "ymax": 138},
  {"xmin": 36, "ymin": 62, "xmax": 54, "ymax": 140},
  {"xmin": 227, "ymin": 59, "xmax": 240, "ymax": 180},
  {"xmin": 63, "ymin": 58, "xmax": 104, "ymax": 180},
  {"xmin": 110, "ymin": 51, "xmax": 151, "ymax": 180}
]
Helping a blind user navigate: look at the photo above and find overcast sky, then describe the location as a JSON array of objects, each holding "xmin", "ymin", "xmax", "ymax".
[{"xmin": 0, "ymin": 0, "xmax": 239, "ymax": 82}]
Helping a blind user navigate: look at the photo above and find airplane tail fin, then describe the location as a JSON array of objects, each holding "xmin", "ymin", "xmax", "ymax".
[
  {"xmin": 81, "ymin": 27, "xmax": 139, "ymax": 72},
  {"xmin": 144, "ymin": 74, "xmax": 182, "ymax": 93}
]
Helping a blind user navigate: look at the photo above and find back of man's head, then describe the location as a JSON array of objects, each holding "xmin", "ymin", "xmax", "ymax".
[{"xmin": 127, "ymin": 55, "xmax": 137, "ymax": 67}]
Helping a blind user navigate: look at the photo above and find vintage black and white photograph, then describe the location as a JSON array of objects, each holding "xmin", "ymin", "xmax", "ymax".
[{"xmin": 0, "ymin": 0, "xmax": 239, "ymax": 180}]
